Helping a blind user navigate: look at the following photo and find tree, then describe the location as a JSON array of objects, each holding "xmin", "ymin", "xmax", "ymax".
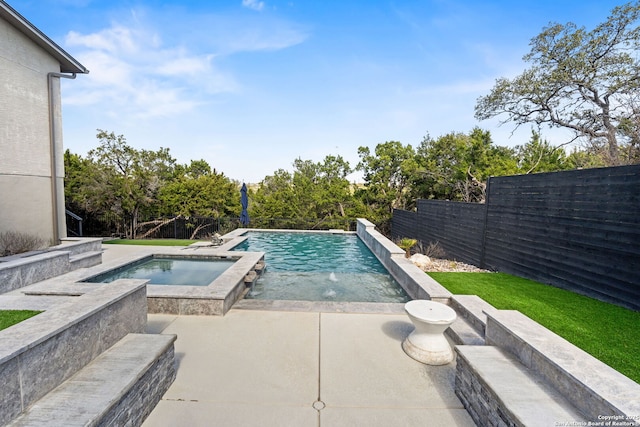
[
  {"xmin": 475, "ymin": 2, "xmax": 640, "ymax": 166},
  {"xmin": 64, "ymin": 150, "xmax": 92, "ymax": 214},
  {"xmin": 69, "ymin": 130, "xmax": 177, "ymax": 238},
  {"xmin": 565, "ymin": 147, "xmax": 608, "ymax": 169},
  {"xmin": 292, "ymin": 155, "xmax": 354, "ymax": 222},
  {"xmin": 250, "ymin": 156, "xmax": 360, "ymax": 229},
  {"xmin": 157, "ymin": 160, "xmax": 240, "ymax": 218},
  {"xmin": 250, "ymin": 169, "xmax": 299, "ymax": 224},
  {"xmin": 515, "ymin": 130, "xmax": 572, "ymax": 174},
  {"xmin": 414, "ymin": 129, "xmax": 518, "ymax": 202},
  {"xmin": 357, "ymin": 141, "xmax": 418, "ymax": 210}
]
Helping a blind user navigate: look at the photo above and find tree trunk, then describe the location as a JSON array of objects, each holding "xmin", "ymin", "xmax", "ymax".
[
  {"xmin": 607, "ymin": 129, "xmax": 620, "ymax": 166},
  {"xmin": 603, "ymin": 107, "xmax": 620, "ymax": 165},
  {"xmin": 131, "ymin": 207, "xmax": 139, "ymax": 239}
]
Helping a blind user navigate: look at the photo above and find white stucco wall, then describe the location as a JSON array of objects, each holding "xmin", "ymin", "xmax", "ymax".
[{"xmin": 0, "ymin": 17, "xmax": 66, "ymax": 243}]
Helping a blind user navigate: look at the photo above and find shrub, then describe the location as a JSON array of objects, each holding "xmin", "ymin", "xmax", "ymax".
[
  {"xmin": 396, "ymin": 237, "xmax": 418, "ymax": 258},
  {"xmin": 418, "ymin": 240, "xmax": 447, "ymax": 259},
  {"xmin": 0, "ymin": 231, "xmax": 47, "ymax": 257}
]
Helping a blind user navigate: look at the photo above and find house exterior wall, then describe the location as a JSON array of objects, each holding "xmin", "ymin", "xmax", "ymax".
[{"xmin": 0, "ymin": 17, "xmax": 66, "ymax": 242}]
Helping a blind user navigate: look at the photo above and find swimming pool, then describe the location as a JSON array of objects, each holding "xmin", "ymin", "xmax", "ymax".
[
  {"xmin": 84, "ymin": 256, "xmax": 236, "ymax": 286},
  {"xmin": 231, "ymin": 231, "xmax": 409, "ymax": 303}
]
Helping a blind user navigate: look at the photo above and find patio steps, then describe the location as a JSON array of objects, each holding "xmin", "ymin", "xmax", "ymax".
[
  {"xmin": 484, "ymin": 310, "xmax": 640, "ymax": 422},
  {"xmin": 8, "ymin": 333, "xmax": 176, "ymax": 427},
  {"xmin": 449, "ymin": 294, "xmax": 498, "ymax": 335},
  {"xmin": 69, "ymin": 250, "xmax": 102, "ymax": 269},
  {"xmin": 455, "ymin": 345, "xmax": 588, "ymax": 426},
  {"xmin": 453, "ymin": 305, "xmax": 640, "ymax": 426},
  {"xmin": 446, "ymin": 315, "xmax": 484, "ymax": 346}
]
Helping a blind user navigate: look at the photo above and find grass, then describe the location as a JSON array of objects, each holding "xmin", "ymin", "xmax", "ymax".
[
  {"xmin": 429, "ymin": 272, "xmax": 640, "ymax": 384},
  {"xmin": 0, "ymin": 310, "xmax": 42, "ymax": 331},
  {"xmin": 103, "ymin": 239, "xmax": 197, "ymax": 246}
]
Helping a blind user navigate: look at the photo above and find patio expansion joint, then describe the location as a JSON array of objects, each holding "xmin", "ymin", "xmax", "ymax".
[{"xmin": 316, "ymin": 312, "xmax": 322, "ymax": 405}]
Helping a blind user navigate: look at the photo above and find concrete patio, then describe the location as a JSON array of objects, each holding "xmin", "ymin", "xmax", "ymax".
[{"xmin": 142, "ymin": 308, "xmax": 475, "ymax": 427}]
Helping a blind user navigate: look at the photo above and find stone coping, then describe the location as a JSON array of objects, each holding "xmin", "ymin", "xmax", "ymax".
[
  {"xmin": 356, "ymin": 219, "xmax": 453, "ymax": 303},
  {"xmin": 485, "ymin": 310, "xmax": 640, "ymax": 422},
  {"xmin": 450, "ymin": 295, "xmax": 499, "ymax": 334},
  {"xmin": 0, "ymin": 237, "xmax": 102, "ymax": 263},
  {"xmin": 0, "ymin": 295, "xmax": 78, "ymax": 311},
  {"xmin": 0, "ymin": 252, "xmax": 70, "ymax": 294},
  {"xmin": 50, "ymin": 237, "xmax": 103, "ymax": 256},
  {"xmin": 80, "ymin": 250, "xmax": 264, "ymax": 300},
  {"xmin": 0, "ymin": 251, "xmax": 68, "ymax": 268}
]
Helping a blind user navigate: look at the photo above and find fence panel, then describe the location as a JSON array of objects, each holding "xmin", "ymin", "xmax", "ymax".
[
  {"xmin": 391, "ymin": 209, "xmax": 417, "ymax": 241},
  {"xmin": 483, "ymin": 165, "xmax": 640, "ymax": 309},
  {"xmin": 392, "ymin": 201, "xmax": 486, "ymax": 265},
  {"xmin": 391, "ymin": 164, "xmax": 640, "ymax": 310}
]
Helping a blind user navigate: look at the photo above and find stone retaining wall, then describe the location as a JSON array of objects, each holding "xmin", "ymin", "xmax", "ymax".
[
  {"xmin": 0, "ymin": 251, "xmax": 70, "ymax": 293},
  {"xmin": 0, "ymin": 237, "xmax": 102, "ymax": 293},
  {"xmin": 0, "ymin": 280, "xmax": 147, "ymax": 425},
  {"xmin": 450, "ymin": 296, "xmax": 640, "ymax": 426}
]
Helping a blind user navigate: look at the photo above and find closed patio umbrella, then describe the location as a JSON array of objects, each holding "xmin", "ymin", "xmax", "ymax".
[{"xmin": 240, "ymin": 183, "xmax": 249, "ymax": 226}]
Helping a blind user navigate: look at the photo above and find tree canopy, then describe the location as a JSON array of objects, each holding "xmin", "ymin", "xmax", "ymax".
[
  {"xmin": 65, "ymin": 130, "xmax": 241, "ymax": 238},
  {"xmin": 66, "ymin": 116, "xmax": 606, "ymax": 237},
  {"xmin": 413, "ymin": 128, "xmax": 518, "ymax": 203},
  {"xmin": 249, "ymin": 155, "xmax": 364, "ymax": 229},
  {"xmin": 475, "ymin": 1, "xmax": 640, "ymax": 166}
]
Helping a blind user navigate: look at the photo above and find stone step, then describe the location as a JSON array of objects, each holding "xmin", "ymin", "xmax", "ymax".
[
  {"xmin": 56, "ymin": 238, "xmax": 103, "ymax": 256},
  {"xmin": 455, "ymin": 345, "xmax": 588, "ymax": 427},
  {"xmin": 8, "ymin": 333, "xmax": 177, "ymax": 427},
  {"xmin": 485, "ymin": 310, "xmax": 640, "ymax": 422},
  {"xmin": 69, "ymin": 250, "xmax": 102, "ymax": 269},
  {"xmin": 446, "ymin": 315, "xmax": 485, "ymax": 346},
  {"xmin": 450, "ymin": 294, "xmax": 498, "ymax": 334}
]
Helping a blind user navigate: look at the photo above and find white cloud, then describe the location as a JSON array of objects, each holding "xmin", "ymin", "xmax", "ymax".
[
  {"xmin": 60, "ymin": 7, "xmax": 308, "ymax": 122},
  {"xmin": 57, "ymin": 4, "xmax": 311, "ymax": 180},
  {"xmin": 156, "ymin": 54, "xmax": 214, "ymax": 76},
  {"xmin": 66, "ymin": 26, "xmax": 143, "ymax": 54},
  {"xmin": 242, "ymin": 0, "xmax": 265, "ymax": 11},
  {"xmin": 62, "ymin": 17, "xmax": 238, "ymax": 119}
]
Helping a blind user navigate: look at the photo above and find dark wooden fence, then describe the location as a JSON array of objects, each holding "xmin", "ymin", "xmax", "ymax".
[
  {"xmin": 392, "ymin": 165, "xmax": 640, "ymax": 311},
  {"xmin": 393, "ymin": 201, "xmax": 486, "ymax": 266}
]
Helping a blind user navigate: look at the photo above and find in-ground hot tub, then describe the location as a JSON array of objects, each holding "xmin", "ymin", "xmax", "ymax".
[
  {"xmin": 83, "ymin": 256, "xmax": 236, "ymax": 287},
  {"xmin": 64, "ymin": 249, "xmax": 264, "ymax": 316}
]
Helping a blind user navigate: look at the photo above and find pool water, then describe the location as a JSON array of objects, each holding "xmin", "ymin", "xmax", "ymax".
[
  {"xmin": 232, "ymin": 232, "xmax": 409, "ymax": 303},
  {"xmin": 84, "ymin": 257, "xmax": 235, "ymax": 286}
]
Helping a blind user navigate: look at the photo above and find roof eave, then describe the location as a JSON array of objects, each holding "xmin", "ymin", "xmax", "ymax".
[{"xmin": 0, "ymin": 1, "xmax": 89, "ymax": 74}]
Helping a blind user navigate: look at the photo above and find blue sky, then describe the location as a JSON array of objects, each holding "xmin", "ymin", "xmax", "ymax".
[{"xmin": 9, "ymin": 0, "xmax": 625, "ymax": 182}]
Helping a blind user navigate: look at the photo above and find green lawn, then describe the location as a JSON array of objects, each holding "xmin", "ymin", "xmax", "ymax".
[
  {"xmin": 0, "ymin": 310, "xmax": 42, "ymax": 331},
  {"xmin": 429, "ymin": 272, "xmax": 640, "ymax": 384},
  {"xmin": 103, "ymin": 239, "xmax": 197, "ymax": 246}
]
